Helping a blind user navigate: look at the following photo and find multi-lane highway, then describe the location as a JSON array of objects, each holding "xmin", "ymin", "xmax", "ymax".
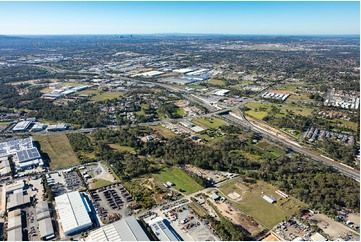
[
  {"xmin": 155, "ymin": 82, "xmax": 359, "ymax": 181},
  {"xmin": 4, "ymin": 74, "xmax": 359, "ymax": 181}
]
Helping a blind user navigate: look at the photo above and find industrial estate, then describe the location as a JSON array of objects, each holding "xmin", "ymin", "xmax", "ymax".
[{"xmin": 0, "ymin": 15, "xmax": 359, "ymax": 242}]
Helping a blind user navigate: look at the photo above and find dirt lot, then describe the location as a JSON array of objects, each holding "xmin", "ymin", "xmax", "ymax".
[
  {"xmin": 347, "ymin": 213, "xmax": 360, "ymax": 226},
  {"xmin": 209, "ymin": 199, "xmax": 264, "ymax": 237},
  {"xmin": 262, "ymin": 233, "xmax": 281, "ymax": 241},
  {"xmin": 310, "ymin": 213, "xmax": 360, "ymax": 241},
  {"xmin": 81, "ymin": 162, "xmax": 117, "ymax": 189}
]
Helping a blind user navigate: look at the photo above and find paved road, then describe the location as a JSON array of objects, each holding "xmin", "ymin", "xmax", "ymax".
[
  {"xmin": 4, "ymin": 74, "xmax": 358, "ymax": 181},
  {"xmin": 153, "ymin": 81, "xmax": 359, "ymax": 181}
]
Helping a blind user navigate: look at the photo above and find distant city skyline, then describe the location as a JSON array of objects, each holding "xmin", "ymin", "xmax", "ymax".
[{"xmin": 0, "ymin": 1, "xmax": 359, "ymax": 35}]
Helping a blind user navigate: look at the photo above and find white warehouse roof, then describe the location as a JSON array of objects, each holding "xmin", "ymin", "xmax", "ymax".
[
  {"xmin": 55, "ymin": 191, "xmax": 92, "ymax": 236},
  {"xmin": 12, "ymin": 121, "xmax": 32, "ymax": 132},
  {"xmin": 214, "ymin": 89, "xmax": 230, "ymax": 96},
  {"xmin": 86, "ymin": 216, "xmax": 150, "ymax": 241},
  {"xmin": 173, "ymin": 68, "xmax": 194, "ymax": 74}
]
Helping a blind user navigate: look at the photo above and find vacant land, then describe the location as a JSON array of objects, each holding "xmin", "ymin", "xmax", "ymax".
[
  {"xmin": 274, "ymin": 85, "xmax": 299, "ymax": 92},
  {"xmin": 332, "ymin": 119, "xmax": 358, "ymax": 132},
  {"xmin": 286, "ymin": 94, "xmax": 312, "ymax": 103},
  {"xmin": 90, "ymin": 92, "xmax": 124, "ymax": 101},
  {"xmin": 245, "ymin": 110, "xmax": 268, "ymax": 120},
  {"xmin": 256, "ymin": 141, "xmax": 284, "ymax": 159},
  {"xmin": 109, "ymin": 144, "xmax": 136, "ymax": 153},
  {"xmin": 188, "ymin": 201, "xmax": 208, "ymax": 217},
  {"xmin": 153, "ymin": 167, "xmax": 203, "ymax": 195},
  {"xmin": 208, "ymin": 79, "xmax": 226, "ymax": 86},
  {"xmin": 77, "ymin": 89, "xmax": 101, "ymax": 96},
  {"xmin": 219, "ymin": 179, "xmax": 306, "ymax": 229},
  {"xmin": 150, "ymin": 125, "xmax": 177, "ymax": 139},
  {"xmin": 40, "ymin": 87, "xmax": 52, "ymax": 93},
  {"xmin": 89, "ymin": 178, "xmax": 113, "ymax": 189},
  {"xmin": 34, "ymin": 134, "xmax": 79, "ymax": 170},
  {"xmin": 192, "ymin": 117, "xmax": 226, "ymax": 129},
  {"xmin": 245, "ymin": 102, "xmax": 314, "ymax": 119}
]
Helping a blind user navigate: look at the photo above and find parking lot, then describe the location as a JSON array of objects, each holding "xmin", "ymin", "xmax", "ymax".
[
  {"xmin": 27, "ymin": 176, "xmax": 44, "ymax": 202},
  {"xmin": 273, "ymin": 217, "xmax": 311, "ymax": 241},
  {"xmin": 164, "ymin": 204, "xmax": 219, "ymax": 241},
  {"xmin": 24, "ymin": 207, "xmax": 41, "ymax": 241},
  {"xmin": 89, "ymin": 183, "xmax": 133, "ymax": 225},
  {"xmin": 63, "ymin": 170, "xmax": 84, "ymax": 191}
]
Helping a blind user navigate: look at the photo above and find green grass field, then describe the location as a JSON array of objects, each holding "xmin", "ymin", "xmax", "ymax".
[
  {"xmin": 150, "ymin": 125, "xmax": 177, "ymax": 139},
  {"xmin": 331, "ymin": 119, "xmax": 358, "ymax": 132},
  {"xmin": 109, "ymin": 144, "xmax": 136, "ymax": 153},
  {"xmin": 153, "ymin": 167, "xmax": 203, "ymax": 195},
  {"xmin": 286, "ymin": 94, "xmax": 312, "ymax": 103},
  {"xmin": 33, "ymin": 134, "xmax": 80, "ymax": 170},
  {"xmin": 90, "ymin": 178, "xmax": 113, "ymax": 189},
  {"xmin": 175, "ymin": 108, "xmax": 185, "ymax": 117},
  {"xmin": 219, "ymin": 179, "xmax": 306, "ymax": 229},
  {"xmin": 0, "ymin": 121, "xmax": 13, "ymax": 125},
  {"xmin": 189, "ymin": 85, "xmax": 207, "ymax": 90},
  {"xmin": 245, "ymin": 110, "xmax": 268, "ymax": 120},
  {"xmin": 208, "ymin": 79, "xmax": 226, "ymax": 86},
  {"xmin": 192, "ymin": 117, "xmax": 226, "ymax": 129},
  {"xmin": 90, "ymin": 92, "xmax": 124, "ymax": 101},
  {"xmin": 77, "ymin": 89, "xmax": 101, "ymax": 96},
  {"xmin": 245, "ymin": 102, "xmax": 314, "ymax": 119},
  {"xmin": 40, "ymin": 87, "xmax": 52, "ymax": 93},
  {"xmin": 274, "ymin": 85, "xmax": 298, "ymax": 92},
  {"xmin": 235, "ymin": 191, "xmax": 287, "ymax": 228}
]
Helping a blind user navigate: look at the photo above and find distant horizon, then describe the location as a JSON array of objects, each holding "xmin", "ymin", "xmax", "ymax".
[
  {"xmin": 0, "ymin": 1, "xmax": 359, "ymax": 35},
  {"xmin": 2, "ymin": 33, "xmax": 360, "ymax": 37}
]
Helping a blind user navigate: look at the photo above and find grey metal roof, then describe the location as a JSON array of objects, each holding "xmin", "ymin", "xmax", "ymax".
[
  {"xmin": 7, "ymin": 227, "xmax": 23, "ymax": 241},
  {"xmin": 86, "ymin": 216, "xmax": 150, "ymax": 241},
  {"xmin": 36, "ymin": 201, "xmax": 51, "ymax": 221},
  {"xmin": 7, "ymin": 215, "xmax": 22, "ymax": 231},
  {"xmin": 38, "ymin": 217, "xmax": 55, "ymax": 238},
  {"xmin": 7, "ymin": 192, "xmax": 30, "ymax": 210},
  {"xmin": 117, "ymin": 216, "xmax": 150, "ymax": 241}
]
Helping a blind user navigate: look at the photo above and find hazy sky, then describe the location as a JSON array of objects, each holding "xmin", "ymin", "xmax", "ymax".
[{"xmin": 0, "ymin": 1, "xmax": 359, "ymax": 35}]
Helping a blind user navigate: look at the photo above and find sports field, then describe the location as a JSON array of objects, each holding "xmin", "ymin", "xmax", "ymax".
[
  {"xmin": 153, "ymin": 166, "xmax": 203, "ymax": 195},
  {"xmin": 33, "ymin": 134, "xmax": 80, "ymax": 170}
]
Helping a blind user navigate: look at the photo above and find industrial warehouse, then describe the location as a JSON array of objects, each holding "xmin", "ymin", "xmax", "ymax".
[
  {"xmin": 0, "ymin": 137, "xmax": 43, "ymax": 173},
  {"xmin": 55, "ymin": 191, "xmax": 93, "ymax": 236},
  {"xmin": 86, "ymin": 216, "xmax": 150, "ymax": 241}
]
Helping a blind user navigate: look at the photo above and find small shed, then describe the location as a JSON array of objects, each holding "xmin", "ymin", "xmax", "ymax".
[
  {"xmin": 262, "ymin": 195, "xmax": 276, "ymax": 204},
  {"xmin": 211, "ymin": 192, "xmax": 220, "ymax": 201}
]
